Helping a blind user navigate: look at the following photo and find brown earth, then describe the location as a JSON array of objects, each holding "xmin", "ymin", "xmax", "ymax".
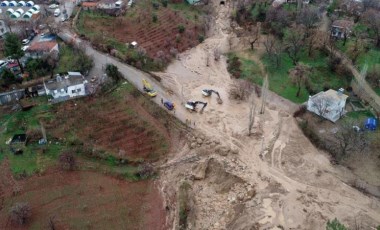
[
  {"xmin": 80, "ymin": 4, "xmax": 203, "ymax": 59},
  {"xmin": 0, "ymin": 168, "xmax": 167, "ymax": 230},
  {"xmin": 45, "ymin": 91, "xmax": 170, "ymax": 161}
]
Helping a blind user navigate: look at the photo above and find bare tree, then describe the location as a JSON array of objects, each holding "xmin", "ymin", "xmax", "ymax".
[
  {"xmin": 229, "ymin": 79, "xmax": 253, "ymax": 101},
  {"xmin": 334, "ymin": 120, "xmax": 370, "ymax": 161},
  {"xmin": 289, "ymin": 63, "xmax": 311, "ymax": 97},
  {"xmin": 260, "ymin": 75, "xmax": 268, "ymax": 114},
  {"xmin": 297, "ymin": 6, "xmax": 320, "ymax": 37},
  {"xmin": 310, "ymin": 95, "xmax": 332, "ymax": 121},
  {"xmin": 264, "ymin": 35, "xmax": 282, "ymax": 67},
  {"xmin": 362, "ymin": 9, "xmax": 380, "ymax": 47},
  {"xmin": 10, "ymin": 202, "xmax": 31, "ymax": 225},
  {"xmin": 248, "ymin": 94, "xmax": 256, "ymax": 136},
  {"xmin": 284, "ymin": 26, "xmax": 305, "ymax": 65},
  {"xmin": 59, "ymin": 152, "xmax": 76, "ymax": 171},
  {"xmin": 48, "ymin": 216, "xmax": 56, "ymax": 230},
  {"xmin": 248, "ymin": 25, "xmax": 260, "ymax": 50}
]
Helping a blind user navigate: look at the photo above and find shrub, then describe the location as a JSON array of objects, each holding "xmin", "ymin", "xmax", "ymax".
[
  {"xmin": 161, "ymin": 0, "xmax": 168, "ymax": 7},
  {"xmin": 152, "ymin": 14, "xmax": 158, "ymax": 22},
  {"xmin": 59, "ymin": 152, "xmax": 76, "ymax": 171},
  {"xmin": 9, "ymin": 202, "xmax": 31, "ymax": 225},
  {"xmin": 227, "ymin": 55, "xmax": 242, "ymax": 78},
  {"xmin": 178, "ymin": 25, "xmax": 185, "ymax": 33},
  {"xmin": 293, "ymin": 105, "xmax": 307, "ymax": 117},
  {"xmin": 198, "ymin": 34, "xmax": 205, "ymax": 43},
  {"xmin": 136, "ymin": 163, "xmax": 156, "ymax": 179}
]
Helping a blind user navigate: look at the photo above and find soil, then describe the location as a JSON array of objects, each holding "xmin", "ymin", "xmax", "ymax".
[
  {"xmin": 0, "ymin": 168, "xmax": 167, "ymax": 230},
  {"xmin": 80, "ymin": 5, "xmax": 203, "ymax": 59},
  {"xmin": 46, "ymin": 91, "xmax": 170, "ymax": 161},
  {"xmin": 154, "ymin": 0, "xmax": 380, "ymax": 229}
]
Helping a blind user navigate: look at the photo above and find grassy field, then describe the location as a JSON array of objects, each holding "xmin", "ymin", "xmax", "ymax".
[{"xmin": 229, "ymin": 49, "xmax": 350, "ymax": 103}]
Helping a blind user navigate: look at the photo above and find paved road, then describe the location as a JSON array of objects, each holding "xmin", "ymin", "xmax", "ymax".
[{"xmin": 58, "ymin": 31, "xmax": 192, "ymax": 124}]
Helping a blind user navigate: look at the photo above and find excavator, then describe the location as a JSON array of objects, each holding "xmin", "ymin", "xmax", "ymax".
[
  {"xmin": 142, "ymin": 79, "xmax": 157, "ymax": 97},
  {"xmin": 202, "ymin": 89, "xmax": 223, "ymax": 104},
  {"xmin": 185, "ymin": 101, "xmax": 208, "ymax": 113}
]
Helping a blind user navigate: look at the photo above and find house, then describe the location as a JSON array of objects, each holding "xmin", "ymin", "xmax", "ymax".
[
  {"xmin": 307, "ymin": 89, "xmax": 349, "ymax": 122},
  {"xmin": 82, "ymin": 1, "xmax": 98, "ymax": 10},
  {"xmin": 44, "ymin": 72, "xmax": 87, "ymax": 102},
  {"xmin": 26, "ymin": 41, "xmax": 59, "ymax": 59},
  {"xmin": 331, "ymin": 19, "xmax": 354, "ymax": 39},
  {"xmin": 97, "ymin": 0, "xmax": 123, "ymax": 9}
]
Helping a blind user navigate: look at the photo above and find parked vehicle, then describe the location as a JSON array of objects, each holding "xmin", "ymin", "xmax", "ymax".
[
  {"xmin": 54, "ymin": 9, "xmax": 60, "ymax": 17},
  {"xmin": 48, "ymin": 3, "xmax": 58, "ymax": 9},
  {"xmin": 22, "ymin": 39, "xmax": 30, "ymax": 45}
]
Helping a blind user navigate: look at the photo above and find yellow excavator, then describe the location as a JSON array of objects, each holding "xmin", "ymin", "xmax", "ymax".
[{"xmin": 142, "ymin": 79, "xmax": 157, "ymax": 97}]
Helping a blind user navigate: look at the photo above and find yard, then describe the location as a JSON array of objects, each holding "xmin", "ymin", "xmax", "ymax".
[
  {"xmin": 228, "ymin": 49, "xmax": 351, "ymax": 103},
  {"xmin": 77, "ymin": 1, "xmax": 206, "ymax": 70}
]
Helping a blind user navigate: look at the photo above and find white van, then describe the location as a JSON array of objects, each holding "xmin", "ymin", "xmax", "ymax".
[{"xmin": 54, "ymin": 9, "xmax": 60, "ymax": 17}]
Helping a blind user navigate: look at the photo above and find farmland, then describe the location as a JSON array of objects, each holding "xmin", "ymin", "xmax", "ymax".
[
  {"xmin": 0, "ymin": 81, "xmax": 173, "ymax": 229},
  {"xmin": 77, "ymin": 1, "xmax": 206, "ymax": 70}
]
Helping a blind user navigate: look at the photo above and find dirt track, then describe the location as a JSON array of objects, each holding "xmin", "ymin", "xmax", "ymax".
[{"xmin": 156, "ymin": 1, "xmax": 380, "ymax": 229}]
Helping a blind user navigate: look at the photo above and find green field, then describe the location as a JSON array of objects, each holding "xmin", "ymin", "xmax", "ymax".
[{"xmin": 229, "ymin": 49, "xmax": 351, "ymax": 103}]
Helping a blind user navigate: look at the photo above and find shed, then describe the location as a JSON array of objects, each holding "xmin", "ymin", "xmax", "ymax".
[
  {"xmin": 31, "ymin": 4, "xmax": 39, "ymax": 10},
  {"xmin": 365, "ymin": 118, "xmax": 378, "ymax": 130},
  {"xmin": 10, "ymin": 11, "xmax": 21, "ymax": 18},
  {"xmin": 6, "ymin": 8, "xmax": 14, "ymax": 14},
  {"xmin": 15, "ymin": 8, "xmax": 24, "ymax": 14},
  {"xmin": 26, "ymin": 0, "xmax": 34, "ymax": 6},
  {"xmin": 1, "ymin": 1, "xmax": 9, "ymax": 6},
  {"xmin": 17, "ymin": 1, "xmax": 26, "ymax": 6},
  {"xmin": 23, "ymin": 11, "xmax": 32, "ymax": 18},
  {"xmin": 9, "ymin": 0, "xmax": 16, "ymax": 6}
]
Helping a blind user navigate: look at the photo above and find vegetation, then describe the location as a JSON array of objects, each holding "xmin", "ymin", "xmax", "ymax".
[
  {"xmin": 326, "ymin": 218, "xmax": 347, "ymax": 230},
  {"xmin": 4, "ymin": 33, "xmax": 24, "ymax": 73},
  {"xmin": 105, "ymin": 64, "xmax": 123, "ymax": 83},
  {"xmin": 9, "ymin": 202, "xmax": 31, "ymax": 225},
  {"xmin": 179, "ymin": 181, "xmax": 191, "ymax": 230},
  {"xmin": 55, "ymin": 44, "xmax": 94, "ymax": 74},
  {"xmin": 25, "ymin": 58, "xmax": 54, "ymax": 79}
]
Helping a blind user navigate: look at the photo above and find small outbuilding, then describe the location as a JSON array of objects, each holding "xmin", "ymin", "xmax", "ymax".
[
  {"xmin": 1, "ymin": 1, "xmax": 9, "ymax": 6},
  {"xmin": 365, "ymin": 118, "xmax": 378, "ymax": 131},
  {"xmin": 9, "ymin": 0, "xmax": 17, "ymax": 6},
  {"xmin": 31, "ymin": 4, "xmax": 39, "ymax": 11},
  {"xmin": 26, "ymin": 0, "xmax": 34, "ymax": 6},
  {"xmin": 17, "ymin": 1, "xmax": 26, "ymax": 6},
  {"xmin": 10, "ymin": 11, "xmax": 21, "ymax": 18},
  {"xmin": 23, "ymin": 11, "xmax": 32, "ymax": 18},
  {"xmin": 6, "ymin": 8, "xmax": 14, "ymax": 14}
]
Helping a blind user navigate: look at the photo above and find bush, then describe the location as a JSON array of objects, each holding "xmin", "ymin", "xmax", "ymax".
[
  {"xmin": 227, "ymin": 55, "xmax": 242, "ymax": 78},
  {"xmin": 198, "ymin": 34, "xmax": 205, "ymax": 43},
  {"xmin": 152, "ymin": 14, "xmax": 158, "ymax": 22},
  {"xmin": 178, "ymin": 25, "xmax": 185, "ymax": 33},
  {"xmin": 9, "ymin": 202, "xmax": 31, "ymax": 225},
  {"xmin": 59, "ymin": 152, "xmax": 76, "ymax": 171},
  {"xmin": 161, "ymin": 0, "xmax": 168, "ymax": 7},
  {"xmin": 136, "ymin": 163, "xmax": 156, "ymax": 179}
]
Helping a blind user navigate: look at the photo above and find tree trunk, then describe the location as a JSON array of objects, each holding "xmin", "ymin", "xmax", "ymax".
[
  {"xmin": 16, "ymin": 58, "xmax": 24, "ymax": 73},
  {"xmin": 296, "ymin": 84, "xmax": 301, "ymax": 97},
  {"xmin": 250, "ymin": 42, "xmax": 254, "ymax": 50}
]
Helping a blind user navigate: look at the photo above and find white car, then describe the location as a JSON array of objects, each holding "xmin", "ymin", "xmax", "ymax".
[
  {"xmin": 21, "ymin": 45, "xmax": 29, "ymax": 51},
  {"xmin": 49, "ymin": 4, "xmax": 58, "ymax": 9},
  {"xmin": 22, "ymin": 39, "xmax": 30, "ymax": 45},
  {"xmin": 54, "ymin": 9, "xmax": 60, "ymax": 17},
  {"xmin": 61, "ymin": 15, "xmax": 67, "ymax": 22}
]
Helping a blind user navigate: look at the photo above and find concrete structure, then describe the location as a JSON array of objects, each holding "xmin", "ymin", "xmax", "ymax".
[
  {"xmin": 307, "ymin": 89, "xmax": 349, "ymax": 122},
  {"xmin": 44, "ymin": 72, "xmax": 87, "ymax": 102},
  {"xmin": 331, "ymin": 19, "xmax": 354, "ymax": 39}
]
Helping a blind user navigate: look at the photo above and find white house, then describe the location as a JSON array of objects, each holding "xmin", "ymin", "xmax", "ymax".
[
  {"xmin": 307, "ymin": 89, "xmax": 349, "ymax": 122},
  {"xmin": 44, "ymin": 72, "xmax": 87, "ymax": 102}
]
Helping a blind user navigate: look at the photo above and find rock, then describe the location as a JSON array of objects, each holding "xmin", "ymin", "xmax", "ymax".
[
  {"xmin": 197, "ymin": 138, "xmax": 203, "ymax": 145},
  {"xmin": 192, "ymin": 160, "xmax": 208, "ymax": 180},
  {"xmin": 231, "ymin": 147, "xmax": 239, "ymax": 155},
  {"xmin": 246, "ymin": 188, "xmax": 256, "ymax": 199},
  {"xmin": 237, "ymin": 193, "xmax": 244, "ymax": 201},
  {"xmin": 216, "ymin": 146, "xmax": 229, "ymax": 156},
  {"xmin": 279, "ymin": 110, "xmax": 289, "ymax": 117},
  {"xmin": 190, "ymin": 142, "xmax": 197, "ymax": 149},
  {"xmin": 214, "ymin": 140, "xmax": 221, "ymax": 144}
]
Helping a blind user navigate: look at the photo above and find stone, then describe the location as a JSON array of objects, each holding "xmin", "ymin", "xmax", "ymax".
[
  {"xmin": 231, "ymin": 147, "xmax": 239, "ymax": 154},
  {"xmin": 190, "ymin": 142, "xmax": 197, "ymax": 149},
  {"xmin": 197, "ymin": 138, "xmax": 203, "ymax": 144}
]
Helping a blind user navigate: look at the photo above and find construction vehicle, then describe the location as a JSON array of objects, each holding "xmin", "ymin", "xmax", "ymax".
[
  {"xmin": 142, "ymin": 79, "xmax": 157, "ymax": 97},
  {"xmin": 164, "ymin": 101, "xmax": 175, "ymax": 111},
  {"xmin": 185, "ymin": 101, "xmax": 207, "ymax": 113},
  {"xmin": 202, "ymin": 89, "xmax": 223, "ymax": 104}
]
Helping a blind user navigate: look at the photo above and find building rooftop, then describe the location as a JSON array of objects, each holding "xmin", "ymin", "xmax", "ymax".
[
  {"xmin": 82, "ymin": 2, "xmax": 98, "ymax": 7},
  {"xmin": 332, "ymin": 19, "xmax": 354, "ymax": 29},
  {"xmin": 45, "ymin": 75, "xmax": 84, "ymax": 91},
  {"xmin": 28, "ymin": 41, "xmax": 57, "ymax": 52}
]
